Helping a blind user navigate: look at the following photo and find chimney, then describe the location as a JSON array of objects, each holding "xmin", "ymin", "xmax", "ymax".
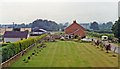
[{"xmin": 73, "ymin": 20, "xmax": 77, "ymax": 24}]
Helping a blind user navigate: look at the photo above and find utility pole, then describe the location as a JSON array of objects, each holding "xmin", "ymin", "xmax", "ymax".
[
  {"xmin": 85, "ymin": 24, "xmax": 87, "ymax": 29},
  {"xmin": 13, "ymin": 22, "xmax": 14, "ymax": 30},
  {"xmin": 5, "ymin": 25, "xmax": 6, "ymax": 32},
  {"xmin": 24, "ymin": 23, "xmax": 25, "ymax": 31}
]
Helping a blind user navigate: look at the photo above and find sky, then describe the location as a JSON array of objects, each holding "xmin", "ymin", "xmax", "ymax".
[{"xmin": 0, "ymin": 0, "xmax": 119, "ymax": 24}]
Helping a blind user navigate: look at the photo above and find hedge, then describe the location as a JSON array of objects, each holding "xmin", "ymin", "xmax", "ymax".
[
  {"xmin": 86, "ymin": 31, "xmax": 114, "ymax": 40},
  {"xmin": 0, "ymin": 43, "xmax": 10, "ymax": 47},
  {"xmin": 80, "ymin": 40, "xmax": 91, "ymax": 43},
  {"xmin": 2, "ymin": 34, "xmax": 47, "ymax": 63}
]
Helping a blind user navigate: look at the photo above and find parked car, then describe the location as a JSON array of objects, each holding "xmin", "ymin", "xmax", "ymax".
[{"xmin": 102, "ymin": 36, "xmax": 108, "ymax": 41}]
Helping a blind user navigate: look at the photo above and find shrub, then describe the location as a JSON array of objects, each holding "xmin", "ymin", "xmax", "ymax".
[
  {"xmin": 82, "ymin": 36, "xmax": 86, "ymax": 39},
  {"xmin": 2, "ymin": 46, "xmax": 9, "ymax": 62},
  {"xmin": 80, "ymin": 40, "xmax": 90, "ymax": 43},
  {"xmin": 75, "ymin": 35, "xmax": 78, "ymax": 39},
  {"xmin": 74, "ymin": 39, "xmax": 78, "ymax": 42},
  {"xmin": 77, "ymin": 37, "xmax": 81, "ymax": 40}
]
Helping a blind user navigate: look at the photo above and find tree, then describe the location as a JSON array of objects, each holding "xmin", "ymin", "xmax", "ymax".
[
  {"xmin": 31, "ymin": 19, "xmax": 60, "ymax": 31},
  {"xmin": 102, "ymin": 23, "xmax": 106, "ymax": 30},
  {"xmin": 21, "ymin": 23, "xmax": 26, "ymax": 28},
  {"xmin": 112, "ymin": 17, "xmax": 120, "ymax": 42},
  {"xmin": 106, "ymin": 22, "xmax": 113, "ymax": 31},
  {"xmin": 32, "ymin": 27, "xmax": 39, "ymax": 32},
  {"xmin": 59, "ymin": 23, "xmax": 64, "ymax": 31},
  {"xmin": 90, "ymin": 21, "xmax": 99, "ymax": 30},
  {"xmin": 64, "ymin": 22, "xmax": 69, "ymax": 27},
  {"xmin": 13, "ymin": 27, "xmax": 20, "ymax": 31}
]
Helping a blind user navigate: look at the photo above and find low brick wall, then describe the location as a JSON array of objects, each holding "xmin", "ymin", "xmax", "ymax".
[{"xmin": 1, "ymin": 43, "xmax": 38, "ymax": 68}]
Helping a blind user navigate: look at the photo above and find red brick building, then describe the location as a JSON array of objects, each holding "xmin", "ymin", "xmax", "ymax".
[{"xmin": 65, "ymin": 20, "xmax": 86, "ymax": 39}]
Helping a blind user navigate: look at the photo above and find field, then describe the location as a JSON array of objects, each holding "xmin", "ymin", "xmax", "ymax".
[{"xmin": 9, "ymin": 40, "xmax": 118, "ymax": 67}]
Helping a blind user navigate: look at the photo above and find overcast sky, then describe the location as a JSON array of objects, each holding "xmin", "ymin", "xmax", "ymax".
[{"xmin": 0, "ymin": 0, "xmax": 119, "ymax": 24}]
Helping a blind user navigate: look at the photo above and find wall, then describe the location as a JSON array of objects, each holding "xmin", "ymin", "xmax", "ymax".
[
  {"xmin": 74, "ymin": 29, "xmax": 86, "ymax": 38},
  {"xmin": 32, "ymin": 32, "xmax": 43, "ymax": 34},
  {"xmin": 27, "ymin": 34, "xmax": 30, "ymax": 38},
  {"xmin": 4, "ymin": 38, "xmax": 25, "ymax": 43}
]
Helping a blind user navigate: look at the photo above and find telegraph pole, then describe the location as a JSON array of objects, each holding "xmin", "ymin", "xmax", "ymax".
[
  {"xmin": 5, "ymin": 25, "xmax": 6, "ymax": 32},
  {"xmin": 24, "ymin": 23, "xmax": 25, "ymax": 31},
  {"xmin": 13, "ymin": 22, "xmax": 14, "ymax": 29}
]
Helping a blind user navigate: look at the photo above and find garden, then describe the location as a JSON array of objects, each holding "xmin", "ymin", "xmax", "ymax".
[
  {"xmin": 9, "ymin": 40, "xmax": 118, "ymax": 67},
  {"xmin": 0, "ymin": 32, "xmax": 119, "ymax": 69}
]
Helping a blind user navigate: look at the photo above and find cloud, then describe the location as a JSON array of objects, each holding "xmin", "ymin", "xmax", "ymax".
[{"xmin": 0, "ymin": 2, "xmax": 118, "ymax": 24}]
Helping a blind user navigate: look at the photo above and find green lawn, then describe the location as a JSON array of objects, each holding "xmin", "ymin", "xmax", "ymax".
[{"xmin": 9, "ymin": 40, "xmax": 118, "ymax": 67}]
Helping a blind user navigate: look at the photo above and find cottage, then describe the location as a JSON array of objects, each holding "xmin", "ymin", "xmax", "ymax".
[
  {"xmin": 65, "ymin": 20, "xmax": 86, "ymax": 39},
  {"xmin": 3, "ymin": 31, "xmax": 29, "ymax": 43}
]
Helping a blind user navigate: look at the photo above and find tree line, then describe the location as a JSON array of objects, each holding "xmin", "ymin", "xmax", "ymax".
[
  {"xmin": 90, "ymin": 21, "xmax": 113, "ymax": 32},
  {"xmin": 5, "ymin": 19, "xmax": 69, "ymax": 31},
  {"xmin": 88, "ymin": 17, "xmax": 120, "ymax": 42}
]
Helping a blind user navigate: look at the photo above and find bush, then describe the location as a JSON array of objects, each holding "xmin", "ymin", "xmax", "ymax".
[
  {"xmin": 74, "ymin": 39, "xmax": 78, "ymax": 42},
  {"xmin": 82, "ymin": 36, "xmax": 86, "ymax": 39},
  {"xmin": 75, "ymin": 35, "xmax": 78, "ymax": 39},
  {"xmin": 80, "ymin": 40, "xmax": 90, "ymax": 43},
  {"xmin": 77, "ymin": 37, "xmax": 81, "ymax": 40}
]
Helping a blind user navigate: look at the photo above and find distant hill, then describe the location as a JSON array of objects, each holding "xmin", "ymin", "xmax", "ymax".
[{"xmin": 31, "ymin": 19, "xmax": 60, "ymax": 31}]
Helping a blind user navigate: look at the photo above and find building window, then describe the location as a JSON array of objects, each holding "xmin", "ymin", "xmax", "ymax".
[{"xmin": 79, "ymin": 33, "xmax": 81, "ymax": 36}]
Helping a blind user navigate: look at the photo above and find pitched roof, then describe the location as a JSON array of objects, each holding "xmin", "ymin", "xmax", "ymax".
[
  {"xmin": 65, "ymin": 20, "xmax": 85, "ymax": 31},
  {"xmin": 65, "ymin": 20, "xmax": 85, "ymax": 34},
  {"xmin": 34, "ymin": 29, "xmax": 47, "ymax": 32},
  {"xmin": 4, "ymin": 31, "xmax": 29, "ymax": 38},
  {"xmin": 68, "ymin": 28, "xmax": 85, "ymax": 35}
]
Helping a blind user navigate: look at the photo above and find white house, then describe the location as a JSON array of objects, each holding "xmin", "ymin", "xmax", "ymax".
[
  {"xmin": 32, "ymin": 29, "xmax": 47, "ymax": 35},
  {"xmin": 3, "ymin": 31, "xmax": 29, "ymax": 43}
]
